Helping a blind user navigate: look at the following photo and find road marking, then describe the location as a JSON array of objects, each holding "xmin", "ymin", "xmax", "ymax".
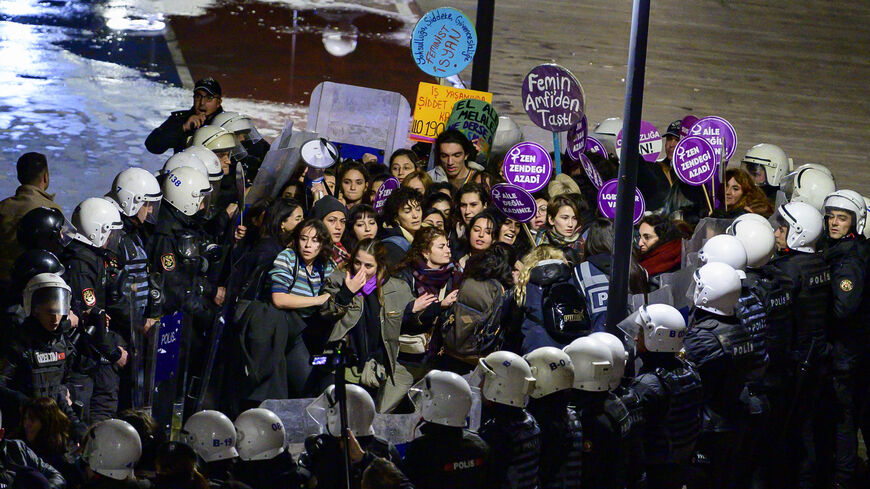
[{"xmin": 162, "ymin": 23, "xmax": 194, "ymax": 89}]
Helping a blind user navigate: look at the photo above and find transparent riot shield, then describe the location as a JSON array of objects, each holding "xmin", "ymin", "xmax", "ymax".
[{"xmin": 681, "ymin": 217, "xmax": 735, "ymax": 270}]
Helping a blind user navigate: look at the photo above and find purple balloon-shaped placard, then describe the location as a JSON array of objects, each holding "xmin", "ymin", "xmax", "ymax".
[
  {"xmin": 373, "ymin": 177, "xmax": 400, "ymax": 214},
  {"xmin": 687, "ymin": 116, "xmax": 737, "ymax": 162},
  {"xmin": 615, "ymin": 120, "xmax": 662, "ymax": 163},
  {"xmin": 585, "ymin": 136, "xmax": 608, "ymax": 160},
  {"xmin": 491, "ymin": 183, "xmax": 538, "ymax": 223},
  {"xmin": 521, "ymin": 64, "xmax": 585, "ymax": 132},
  {"xmin": 680, "ymin": 115, "xmax": 699, "ymax": 139},
  {"xmin": 579, "ymin": 154, "xmax": 603, "ymax": 189},
  {"xmin": 672, "ymin": 135, "xmax": 717, "ymax": 186},
  {"xmin": 597, "ymin": 178, "xmax": 645, "ymax": 225},
  {"xmin": 502, "ymin": 142, "xmax": 552, "ymax": 193},
  {"xmin": 565, "ymin": 116, "xmax": 588, "ymax": 161}
]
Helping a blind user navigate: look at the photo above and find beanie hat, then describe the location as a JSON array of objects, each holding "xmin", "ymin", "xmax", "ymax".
[{"xmin": 312, "ymin": 196, "xmax": 348, "ymax": 221}]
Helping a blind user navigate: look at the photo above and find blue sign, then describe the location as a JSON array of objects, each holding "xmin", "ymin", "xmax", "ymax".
[
  {"xmin": 155, "ymin": 312, "xmax": 183, "ymax": 383},
  {"xmin": 411, "ymin": 7, "xmax": 477, "ymax": 77}
]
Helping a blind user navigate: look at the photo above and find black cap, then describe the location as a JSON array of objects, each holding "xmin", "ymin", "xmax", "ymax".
[
  {"xmin": 664, "ymin": 120, "xmax": 681, "ymax": 138},
  {"xmin": 194, "ymin": 78, "xmax": 222, "ymax": 97}
]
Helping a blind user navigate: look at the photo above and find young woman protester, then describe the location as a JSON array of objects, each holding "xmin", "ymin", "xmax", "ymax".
[
  {"xmin": 457, "ymin": 209, "xmax": 500, "ymax": 270},
  {"xmin": 320, "ymin": 239, "xmax": 435, "ymax": 412},
  {"xmin": 378, "ymin": 187, "xmax": 423, "ymax": 267},
  {"xmin": 535, "ymin": 194, "xmax": 585, "ymax": 264},
  {"xmin": 343, "ymin": 204, "xmax": 378, "ymax": 252},
  {"xmin": 402, "ymin": 170, "xmax": 433, "ymax": 196},
  {"xmin": 636, "ymin": 214, "xmax": 684, "ymax": 286},
  {"xmin": 723, "ymin": 168, "xmax": 775, "ymax": 218},
  {"xmin": 18, "ymin": 397, "xmax": 79, "ymax": 485},
  {"xmin": 421, "ymin": 208, "xmax": 446, "ymax": 233},
  {"xmin": 337, "ymin": 160, "xmax": 371, "ymax": 209},
  {"xmin": 311, "ymin": 195, "xmax": 350, "ymax": 267},
  {"xmin": 389, "ymin": 148, "xmax": 420, "ymax": 183}
]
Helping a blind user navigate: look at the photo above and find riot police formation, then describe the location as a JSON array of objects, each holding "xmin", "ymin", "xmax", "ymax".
[{"xmin": 5, "ymin": 117, "xmax": 870, "ymax": 489}]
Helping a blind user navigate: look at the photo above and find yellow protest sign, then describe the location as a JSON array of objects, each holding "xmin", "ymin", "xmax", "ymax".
[{"xmin": 410, "ymin": 82, "xmax": 493, "ymax": 142}]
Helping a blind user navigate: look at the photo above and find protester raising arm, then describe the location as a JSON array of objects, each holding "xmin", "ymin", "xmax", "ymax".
[{"xmin": 269, "ymin": 220, "xmax": 335, "ymax": 312}]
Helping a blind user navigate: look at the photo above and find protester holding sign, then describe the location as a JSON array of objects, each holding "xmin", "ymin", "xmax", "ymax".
[{"xmin": 535, "ymin": 194, "xmax": 584, "ymax": 264}]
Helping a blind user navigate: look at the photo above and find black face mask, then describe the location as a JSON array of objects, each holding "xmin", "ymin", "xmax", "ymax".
[{"xmin": 177, "ymin": 232, "xmax": 200, "ymax": 260}]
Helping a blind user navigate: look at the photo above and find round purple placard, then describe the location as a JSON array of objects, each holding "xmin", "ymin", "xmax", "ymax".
[
  {"xmin": 502, "ymin": 142, "xmax": 552, "ymax": 193},
  {"xmin": 597, "ymin": 178, "xmax": 645, "ymax": 225},
  {"xmin": 521, "ymin": 64, "xmax": 585, "ymax": 132},
  {"xmin": 565, "ymin": 115, "xmax": 588, "ymax": 161},
  {"xmin": 680, "ymin": 115, "xmax": 699, "ymax": 139},
  {"xmin": 672, "ymin": 135, "xmax": 717, "ymax": 186},
  {"xmin": 373, "ymin": 177, "xmax": 400, "ymax": 213},
  {"xmin": 490, "ymin": 183, "xmax": 538, "ymax": 223},
  {"xmin": 585, "ymin": 136, "xmax": 608, "ymax": 160},
  {"xmin": 579, "ymin": 154, "xmax": 603, "ymax": 189},
  {"xmin": 615, "ymin": 120, "xmax": 662, "ymax": 163},
  {"xmin": 687, "ymin": 116, "xmax": 737, "ymax": 162}
]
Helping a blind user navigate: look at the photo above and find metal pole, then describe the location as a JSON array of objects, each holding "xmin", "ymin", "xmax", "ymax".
[
  {"xmin": 470, "ymin": 0, "xmax": 495, "ymax": 91},
  {"xmin": 605, "ymin": 0, "xmax": 651, "ymax": 332}
]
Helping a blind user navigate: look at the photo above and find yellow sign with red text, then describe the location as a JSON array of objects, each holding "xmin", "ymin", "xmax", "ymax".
[{"xmin": 410, "ymin": 82, "xmax": 492, "ymax": 142}]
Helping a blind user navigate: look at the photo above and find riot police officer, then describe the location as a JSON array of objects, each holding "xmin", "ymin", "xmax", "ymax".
[
  {"xmin": 524, "ymin": 347, "xmax": 582, "ymax": 489},
  {"xmin": 181, "ymin": 410, "xmax": 253, "ymax": 488},
  {"xmin": 820, "ymin": 190, "xmax": 868, "ymax": 489},
  {"xmin": 627, "ymin": 304, "xmax": 703, "ymax": 489},
  {"xmin": 0, "ymin": 273, "xmax": 84, "ymax": 435},
  {"xmin": 233, "ymin": 408, "xmax": 306, "ymax": 489},
  {"xmin": 472, "ymin": 350, "xmax": 541, "ymax": 489},
  {"xmin": 403, "ymin": 370, "xmax": 489, "ymax": 489},
  {"xmin": 768, "ymin": 201, "xmax": 831, "ymax": 489},
  {"xmin": 2, "ymin": 250, "xmax": 66, "ymax": 328},
  {"xmin": 63, "ymin": 197, "xmax": 129, "ymax": 423},
  {"xmin": 81, "ymin": 419, "xmax": 150, "ymax": 488},
  {"xmin": 684, "ymin": 262, "xmax": 761, "ymax": 489},
  {"xmin": 211, "ymin": 111, "xmax": 271, "ymax": 181}
]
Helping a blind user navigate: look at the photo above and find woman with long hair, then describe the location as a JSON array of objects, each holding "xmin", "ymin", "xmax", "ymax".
[
  {"xmin": 152, "ymin": 442, "xmax": 210, "ymax": 489},
  {"xmin": 337, "ymin": 160, "xmax": 371, "ymax": 209},
  {"xmin": 402, "ymin": 170, "xmax": 433, "ymax": 196},
  {"xmin": 457, "ymin": 209, "xmax": 500, "ymax": 269},
  {"xmin": 343, "ymin": 204, "xmax": 378, "ymax": 252},
  {"xmin": 536, "ymin": 194, "xmax": 585, "ymax": 264},
  {"xmin": 321, "ymin": 238, "xmax": 431, "ymax": 412},
  {"xmin": 723, "ymin": 168, "xmax": 775, "ymax": 218},
  {"xmin": 18, "ymin": 397, "xmax": 77, "ymax": 484},
  {"xmin": 389, "ymin": 149, "xmax": 420, "ymax": 183}
]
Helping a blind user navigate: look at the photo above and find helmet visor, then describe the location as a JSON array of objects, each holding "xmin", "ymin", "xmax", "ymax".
[
  {"xmin": 742, "ymin": 162, "xmax": 767, "ymax": 185},
  {"xmin": 32, "ymin": 287, "xmax": 71, "ymax": 316},
  {"xmin": 141, "ymin": 200, "xmax": 161, "ymax": 225},
  {"xmin": 779, "ymin": 171, "xmax": 798, "ymax": 200},
  {"xmin": 104, "ymin": 227, "xmax": 123, "ymax": 253},
  {"xmin": 305, "ymin": 391, "xmax": 334, "ymax": 435},
  {"xmin": 408, "ymin": 377, "xmax": 428, "ymax": 412},
  {"xmin": 59, "ymin": 217, "xmax": 76, "ymax": 248}
]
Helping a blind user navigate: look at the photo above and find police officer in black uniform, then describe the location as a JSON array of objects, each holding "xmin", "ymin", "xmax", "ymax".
[
  {"xmin": 684, "ymin": 261, "xmax": 760, "ymax": 489},
  {"xmin": 403, "ymin": 371, "xmax": 489, "ymax": 489},
  {"xmin": 768, "ymin": 202, "xmax": 831, "ymax": 489},
  {"xmin": 145, "ymin": 78, "xmax": 224, "ymax": 155},
  {"xmin": 0, "ymin": 273, "xmax": 85, "ymax": 438},
  {"xmin": 627, "ymin": 304, "xmax": 703, "ymax": 489},
  {"xmin": 62, "ymin": 197, "xmax": 129, "ymax": 423}
]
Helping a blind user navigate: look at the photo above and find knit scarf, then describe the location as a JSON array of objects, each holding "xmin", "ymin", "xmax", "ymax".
[
  {"xmin": 411, "ymin": 261, "xmax": 462, "ymax": 297},
  {"xmin": 333, "ymin": 242, "xmax": 350, "ymax": 266},
  {"xmin": 542, "ymin": 229, "xmax": 584, "ymax": 252},
  {"xmin": 639, "ymin": 238, "xmax": 682, "ymax": 276}
]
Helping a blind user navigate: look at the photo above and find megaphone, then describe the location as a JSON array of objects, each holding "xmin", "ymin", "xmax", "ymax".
[{"xmin": 300, "ymin": 138, "xmax": 339, "ymax": 169}]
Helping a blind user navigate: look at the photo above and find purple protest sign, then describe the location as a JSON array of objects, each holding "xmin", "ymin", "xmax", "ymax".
[
  {"xmin": 490, "ymin": 183, "xmax": 538, "ymax": 222},
  {"xmin": 615, "ymin": 120, "xmax": 662, "ymax": 163},
  {"xmin": 680, "ymin": 115, "xmax": 698, "ymax": 139},
  {"xmin": 597, "ymin": 178, "xmax": 646, "ymax": 225},
  {"xmin": 585, "ymin": 136, "xmax": 608, "ymax": 160},
  {"xmin": 672, "ymin": 135, "xmax": 717, "ymax": 185},
  {"xmin": 579, "ymin": 154, "xmax": 603, "ymax": 189},
  {"xmin": 373, "ymin": 177, "xmax": 400, "ymax": 214},
  {"xmin": 502, "ymin": 142, "xmax": 552, "ymax": 193},
  {"xmin": 565, "ymin": 116, "xmax": 588, "ymax": 161},
  {"xmin": 522, "ymin": 64, "xmax": 585, "ymax": 132},
  {"xmin": 688, "ymin": 116, "xmax": 737, "ymax": 162}
]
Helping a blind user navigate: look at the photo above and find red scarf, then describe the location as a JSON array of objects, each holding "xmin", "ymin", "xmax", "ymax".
[{"xmin": 639, "ymin": 239, "xmax": 682, "ymax": 276}]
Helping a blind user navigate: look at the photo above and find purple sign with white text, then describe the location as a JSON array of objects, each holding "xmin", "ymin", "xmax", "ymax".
[
  {"xmin": 580, "ymin": 154, "xmax": 604, "ymax": 189},
  {"xmin": 680, "ymin": 115, "xmax": 699, "ymax": 139},
  {"xmin": 373, "ymin": 177, "xmax": 400, "ymax": 213},
  {"xmin": 597, "ymin": 178, "xmax": 645, "ymax": 225},
  {"xmin": 491, "ymin": 183, "xmax": 538, "ymax": 223},
  {"xmin": 522, "ymin": 64, "xmax": 585, "ymax": 132},
  {"xmin": 502, "ymin": 142, "xmax": 552, "ymax": 193},
  {"xmin": 565, "ymin": 116, "xmax": 588, "ymax": 160},
  {"xmin": 672, "ymin": 135, "xmax": 717, "ymax": 185},
  {"xmin": 687, "ymin": 116, "xmax": 737, "ymax": 162},
  {"xmin": 615, "ymin": 120, "xmax": 663, "ymax": 163},
  {"xmin": 585, "ymin": 136, "xmax": 608, "ymax": 160}
]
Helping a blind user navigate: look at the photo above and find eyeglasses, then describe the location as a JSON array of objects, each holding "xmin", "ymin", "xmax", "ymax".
[{"xmin": 194, "ymin": 93, "xmax": 216, "ymax": 102}]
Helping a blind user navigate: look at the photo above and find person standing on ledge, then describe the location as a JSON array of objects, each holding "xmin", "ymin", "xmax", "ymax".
[{"xmin": 145, "ymin": 77, "xmax": 225, "ymax": 155}]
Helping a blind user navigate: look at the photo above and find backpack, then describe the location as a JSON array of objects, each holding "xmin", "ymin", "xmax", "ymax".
[
  {"xmin": 441, "ymin": 279, "xmax": 507, "ymax": 359},
  {"xmin": 535, "ymin": 263, "xmax": 591, "ymax": 343}
]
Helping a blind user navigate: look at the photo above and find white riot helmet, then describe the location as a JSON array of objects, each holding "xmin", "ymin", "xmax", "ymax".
[
  {"xmin": 794, "ymin": 163, "xmax": 834, "ymax": 180},
  {"xmin": 692, "ymin": 262, "xmax": 742, "ymax": 316},
  {"xmin": 472, "ymin": 351, "xmax": 535, "ymax": 407},
  {"xmin": 823, "ymin": 189, "xmax": 866, "ymax": 236},
  {"xmin": 730, "ymin": 212, "xmax": 774, "ymax": 231},
  {"xmin": 563, "ymin": 336, "xmax": 613, "ymax": 392},
  {"xmin": 181, "ymin": 410, "xmax": 239, "ymax": 462},
  {"xmin": 588, "ymin": 332, "xmax": 626, "ymax": 391},
  {"xmin": 409, "ymin": 370, "xmax": 473, "ymax": 427},
  {"xmin": 863, "ymin": 196, "xmax": 870, "ymax": 239},
  {"xmin": 593, "ymin": 117, "xmax": 623, "ymax": 137},
  {"xmin": 162, "ymin": 151, "xmax": 210, "ymax": 180},
  {"xmin": 83, "ymin": 419, "xmax": 142, "ymax": 480},
  {"xmin": 211, "ymin": 111, "xmax": 262, "ymax": 143},
  {"xmin": 71, "ymin": 198, "xmax": 123, "ymax": 251},
  {"xmin": 234, "ymin": 408, "xmax": 286, "ymax": 462},
  {"xmin": 523, "ymin": 347, "xmax": 574, "ymax": 398},
  {"xmin": 22, "ymin": 272, "xmax": 71, "ymax": 317},
  {"xmin": 192, "ymin": 125, "xmax": 236, "ymax": 154},
  {"xmin": 162, "ymin": 166, "xmax": 212, "ymax": 216},
  {"xmin": 492, "ymin": 116, "xmax": 523, "ymax": 155},
  {"xmin": 741, "ymin": 143, "xmax": 792, "ymax": 187},
  {"xmin": 306, "ymin": 384, "xmax": 376, "ymax": 437},
  {"xmin": 107, "ymin": 167, "xmax": 162, "ymax": 221},
  {"xmin": 637, "ymin": 304, "xmax": 687, "ymax": 352},
  {"xmin": 698, "ymin": 234, "xmax": 748, "ymax": 270},
  {"xmin": 775, "ymin": 201, "xmax": 823, "ymax": 252},
  {"xmin": 726, "ymin": 218, "xmax": 775, "ymax": 268},
  {"xmin": 781, "ymin": 166, "xmax": 836, "ymax": 211},
  {"xmin": 182, "ymin": 145, "xmax": 223, "ymax": 182}
]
